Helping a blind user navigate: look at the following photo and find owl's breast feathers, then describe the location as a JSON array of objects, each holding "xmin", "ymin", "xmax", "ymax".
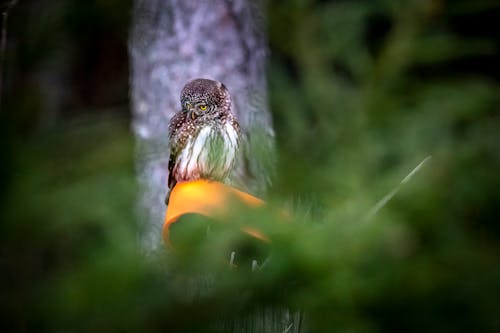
[{"xmin": 168, "ymin": 112, "xmax": 240, "ymax": 190}]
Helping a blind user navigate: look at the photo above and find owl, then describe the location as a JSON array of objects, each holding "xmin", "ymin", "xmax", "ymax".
[{"xmin": 166, "ymin": 78, "xmax": 241, "ymax": 203}]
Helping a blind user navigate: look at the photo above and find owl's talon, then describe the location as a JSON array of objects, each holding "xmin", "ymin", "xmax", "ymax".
[{"xmin": 229, "ymin": 251, "xmax": 237, "ymax": 268}]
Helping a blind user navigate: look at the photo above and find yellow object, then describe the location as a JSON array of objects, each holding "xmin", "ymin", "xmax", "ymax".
[{"xmin": 163, "ymin": 179, "xmax": 270, "ymax": 247}]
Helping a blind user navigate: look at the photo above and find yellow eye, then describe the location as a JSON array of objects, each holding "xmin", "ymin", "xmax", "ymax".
[{"xmin": 199, "ymin": 104, "xmax": 207, "ymax": 111}]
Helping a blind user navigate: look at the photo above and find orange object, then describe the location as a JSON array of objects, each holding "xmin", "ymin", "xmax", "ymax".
[{"xmin": 163, "ymin": 179, "xmax": 270, "ymax": 247}]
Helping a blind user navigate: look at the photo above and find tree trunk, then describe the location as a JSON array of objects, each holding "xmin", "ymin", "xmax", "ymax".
[
  {"xmin": 129, "ymin": 0, "xmax": 274, "ymax": 253},
  {"xmin": 129, "ymin": 1, "xmax": 301, "ymax": 331}
]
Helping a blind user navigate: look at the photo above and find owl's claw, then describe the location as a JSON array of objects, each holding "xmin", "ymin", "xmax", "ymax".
[
  {"xmin": 228, "ymin": 251, "xmax": 262, "ymax": 271},
  {"xmin": 229, "ymin": 251, "xmax": 237, "ymax": 268}
]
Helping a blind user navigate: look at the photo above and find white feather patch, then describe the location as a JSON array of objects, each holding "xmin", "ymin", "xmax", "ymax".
[
  {"xmin": 176, "ymin": 124, "xmax": 238, "ymax": 182},
  {"xmin": 186, "ymin": 126, "xmax": 212, "ymax": 174},
  {"xmin": 223, "ymin": 123, "xmax": 239, "ymax": 170}
]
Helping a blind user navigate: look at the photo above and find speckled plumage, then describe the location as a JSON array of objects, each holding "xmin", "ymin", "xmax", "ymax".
[{"xmin": 166, "ymin": 78, "xmax": 240, "ymax": 202}]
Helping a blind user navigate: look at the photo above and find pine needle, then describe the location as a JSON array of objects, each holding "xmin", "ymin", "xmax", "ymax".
[{"xmin": 364, "ymin": 155, "xmax": 432, "ymax": 220}]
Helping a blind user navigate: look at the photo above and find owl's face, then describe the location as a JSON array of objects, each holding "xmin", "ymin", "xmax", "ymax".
[{"xmin": 180, "ymin": 78, "xmax": 230, "ymax": 120}]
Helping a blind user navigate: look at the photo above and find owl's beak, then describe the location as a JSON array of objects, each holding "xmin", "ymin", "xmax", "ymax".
[{"xmin": 188, "ymin": 108, "xmax": 200, "ymax": 120}]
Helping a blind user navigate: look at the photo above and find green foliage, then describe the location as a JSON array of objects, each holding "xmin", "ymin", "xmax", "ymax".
[
  {"xmin": 2, "ymin": 0, "xmax": 500, "ymax": 332},
  {"xmin": 267, "ymin": 0, "xmax": 500, "ymax": 331}
]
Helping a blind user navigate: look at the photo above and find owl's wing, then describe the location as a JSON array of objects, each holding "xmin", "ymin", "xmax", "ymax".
[
  {"xmin": 167, "ymin": 151, "xmax": 177, "ymax": 190},
  {"xmin": 165, "ymin": 153, "xmax": 176, "ymax": 205},
  {"xmin": 166, "ymin": 111, "xmax": 186, "ymax": 203}
]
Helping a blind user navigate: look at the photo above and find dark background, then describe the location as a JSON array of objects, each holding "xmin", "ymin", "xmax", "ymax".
[{"xmin": 1, "ymin": 0, "xmax": 500, "ymax": 332}]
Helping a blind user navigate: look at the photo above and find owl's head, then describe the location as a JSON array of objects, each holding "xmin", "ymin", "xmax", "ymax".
[{"xmin": 180, "ymin": 78, "xmax": 231, "ymax": 120}]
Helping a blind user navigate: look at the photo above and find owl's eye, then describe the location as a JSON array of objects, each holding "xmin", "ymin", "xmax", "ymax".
[{"xmin": 199, "ymin": 104, "xmax": 207, "ymax": 111}]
